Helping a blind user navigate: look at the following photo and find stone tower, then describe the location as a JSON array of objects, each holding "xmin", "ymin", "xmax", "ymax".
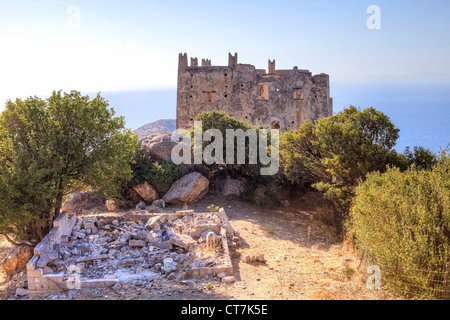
[{"xmin": 176, "ymin": 52, "xmax": 333, "ymax": 131}]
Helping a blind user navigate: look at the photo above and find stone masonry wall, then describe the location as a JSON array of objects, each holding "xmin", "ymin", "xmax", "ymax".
[{"xmin": 176, "ymin": 52, "xmax": 333, "ymax": 131}]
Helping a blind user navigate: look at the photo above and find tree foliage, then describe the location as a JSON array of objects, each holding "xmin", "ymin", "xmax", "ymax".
[
  {"xmin": 404, "ymin": 145, "xmax": 438, "ymax": 170},
  {"xmin": 280, "ymin": 106, "xmax": 405, "ymax": 222},
  {"xmin": 0, "ymin": 90, "xmax": 137, "ymax": 240},
  {"xmin": 192, "ymin": 111, "xmax": 277, "ymax": 187}
]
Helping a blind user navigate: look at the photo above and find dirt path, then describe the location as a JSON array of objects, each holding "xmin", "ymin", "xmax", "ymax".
[{"xmin": 186, "ymin": 192, "xmax": 390, "ymax": 300}]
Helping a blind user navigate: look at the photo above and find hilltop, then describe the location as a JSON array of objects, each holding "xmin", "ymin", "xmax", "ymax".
[{"xmin": 133, "ymin": 119, "xmax": 176, "ymax": 141}]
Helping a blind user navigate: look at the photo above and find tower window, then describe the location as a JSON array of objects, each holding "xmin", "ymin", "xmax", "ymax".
[
  {"xmin": 294, "ymin": 88, "xmax": 303, "ymax": 100},
  {"xmin": 205, "ymin": 92, "xmax": 213, "ymax": 103},
  {"xmin": 259, "ymin": 84, "xmax": 269, "ymax": 100}
]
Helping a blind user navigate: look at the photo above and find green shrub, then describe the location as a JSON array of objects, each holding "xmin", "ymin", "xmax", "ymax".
[
  {"xmin": 130, "ymin": 148, "xmax": 182, "ymax": 194},
  {"xmin": 348, "ymin": 153, "xmax": 450, "ymax": 299}
]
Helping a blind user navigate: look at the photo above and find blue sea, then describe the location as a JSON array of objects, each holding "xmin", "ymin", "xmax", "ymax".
[{"xmin": 104, "ymin": 82, "xmax": 450, "ymax": 154}]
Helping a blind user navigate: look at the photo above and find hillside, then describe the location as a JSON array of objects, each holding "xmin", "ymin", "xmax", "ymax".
[{"xmin": 133, "ymin": 119, "xmax": 176, "ymax": 141}]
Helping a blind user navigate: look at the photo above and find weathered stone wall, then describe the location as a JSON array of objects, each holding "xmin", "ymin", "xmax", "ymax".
[{"xmin": 176, "ymin": 52, "xmax": 333, "ymax": 131}]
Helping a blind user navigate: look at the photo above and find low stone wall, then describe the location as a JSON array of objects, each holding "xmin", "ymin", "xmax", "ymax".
[
  {"xmin": 183, "ymin": 234, "xmax": 233, "ymax": 279},
  {"xmin": 33, "ymin": 211, "xmax": 77, "ymax": 256},
  {"xmin": 27, "ymin": 211, "xmax": 118, "ymax": 299}
]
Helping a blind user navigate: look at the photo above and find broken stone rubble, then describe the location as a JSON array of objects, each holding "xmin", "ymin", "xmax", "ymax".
[{"xmin": 26, "ymin": 208, "xmax": 237, "ymax": 298}]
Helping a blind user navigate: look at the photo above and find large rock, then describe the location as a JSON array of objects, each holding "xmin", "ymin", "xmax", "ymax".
[
  {"xmin": 61, "ymin": 192, "xmax": 89, "ymax": 213},
  {"xmin": 221, "ymin": 177, "xmax": 246, "ymax": 198},
  {"xmin": 61, "ymin": 191, "xmax": 102, "ymax": 213},
  {"xmin": 140, "ymin": 132, "xmax": 177, "ymax": 162},
  {"xmin": 163, "ymin": 172, "xmax": 209, "ymax": 204},
  {"xmin": 105, "ymin": 199, "xmax": 118, "ymax": 212},
  {"xmin": 1, "ymin": 245, "xmax": 33, "ymax": 276},
  {"xmin": 133, "ymin": 182, "xmax": 158, "ymax": 202}
]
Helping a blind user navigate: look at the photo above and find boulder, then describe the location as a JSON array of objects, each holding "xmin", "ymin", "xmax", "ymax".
[
  {"xmin": 140, "ymin": 132, "xmax": 177, "ymax": 162},
  {"xmin": 221, "ymin": 177, "xmax": 246, "ymax": 198},
  {"xmin": 136, "ymin": 201, "xmax": 147, "ymax": 210},
  {"xmin": 105, "ymin": 199, "xmax": 118, "ymax": 212},
  {"xmin": 133, "ymin": 182, "xmax": 158, "ymax": 202},
  {"xmin": 163, "ymin": 172, "xmax": 209, "ymax": 204},
  {"xmin": 152, "ymin": 199, "xmax": 166, "ymax": 208},
  {"xmin": 1, "ymin": 245, "xmax": 33, "ymax": 276},
  {"xmin": 60, "ymin": 192, "xmax": 89, "ymax": 213},
  {"xmin": 61, "ymin": 191, "xmax": 103, "ymax": 213}
]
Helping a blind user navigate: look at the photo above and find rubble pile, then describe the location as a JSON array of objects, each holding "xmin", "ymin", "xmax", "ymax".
[{"xmin": 34, "ymin": 210, "xmax": 233, "ymax": 285}]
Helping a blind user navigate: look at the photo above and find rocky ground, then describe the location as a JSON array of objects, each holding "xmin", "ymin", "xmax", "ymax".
[{"xmin": 1, "ymin": 190, "xmax": 393, "ymax": 300}]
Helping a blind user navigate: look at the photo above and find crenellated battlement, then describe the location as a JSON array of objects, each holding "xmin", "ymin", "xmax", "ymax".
[{"xmin": 177, "ymin": 52, "xmax": 332, "ymax": 131}]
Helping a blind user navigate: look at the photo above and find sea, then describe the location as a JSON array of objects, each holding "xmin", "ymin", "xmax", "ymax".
[{"xmin": 104, "ymin": 82, "xmax": 450, "ymax": 154}]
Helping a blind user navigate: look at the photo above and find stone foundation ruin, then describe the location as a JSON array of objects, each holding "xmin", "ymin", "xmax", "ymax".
[{"xmin": 26, "ymin": 208, "xmax": 235, "ymax": 299}]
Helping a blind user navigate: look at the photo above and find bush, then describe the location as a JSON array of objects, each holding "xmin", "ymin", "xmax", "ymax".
[
  {"xmin": 130, "ymin": 148, "xmax": 182, "ymax": 194},
  {"xmin": 348, "ymin": 153, "xmax": 450, "ymax": 298},
  {"xmin": 280, "ymin": 106, "xmax": 405, "ymax": 226}
]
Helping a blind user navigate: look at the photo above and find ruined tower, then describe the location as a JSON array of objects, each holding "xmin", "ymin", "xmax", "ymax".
[{"xmin": 176, "ymin": 52, "xmax": 333, "ymax": 130}]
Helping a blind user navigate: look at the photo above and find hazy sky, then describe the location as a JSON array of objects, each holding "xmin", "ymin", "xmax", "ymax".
[{"xmin": 1, "ymin": 0, "xmax": 450, "ymax": 107}]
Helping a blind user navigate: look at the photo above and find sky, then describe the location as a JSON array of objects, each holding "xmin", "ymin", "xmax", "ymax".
[{"xmin": 1, "ymin": 0, "xmax": 450, "ymax": 108}]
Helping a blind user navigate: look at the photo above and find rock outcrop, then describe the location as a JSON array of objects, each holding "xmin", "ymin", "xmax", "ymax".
[{"xmin": 140, "ymin": 132, "xmax": 177, "ymax": 162}]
